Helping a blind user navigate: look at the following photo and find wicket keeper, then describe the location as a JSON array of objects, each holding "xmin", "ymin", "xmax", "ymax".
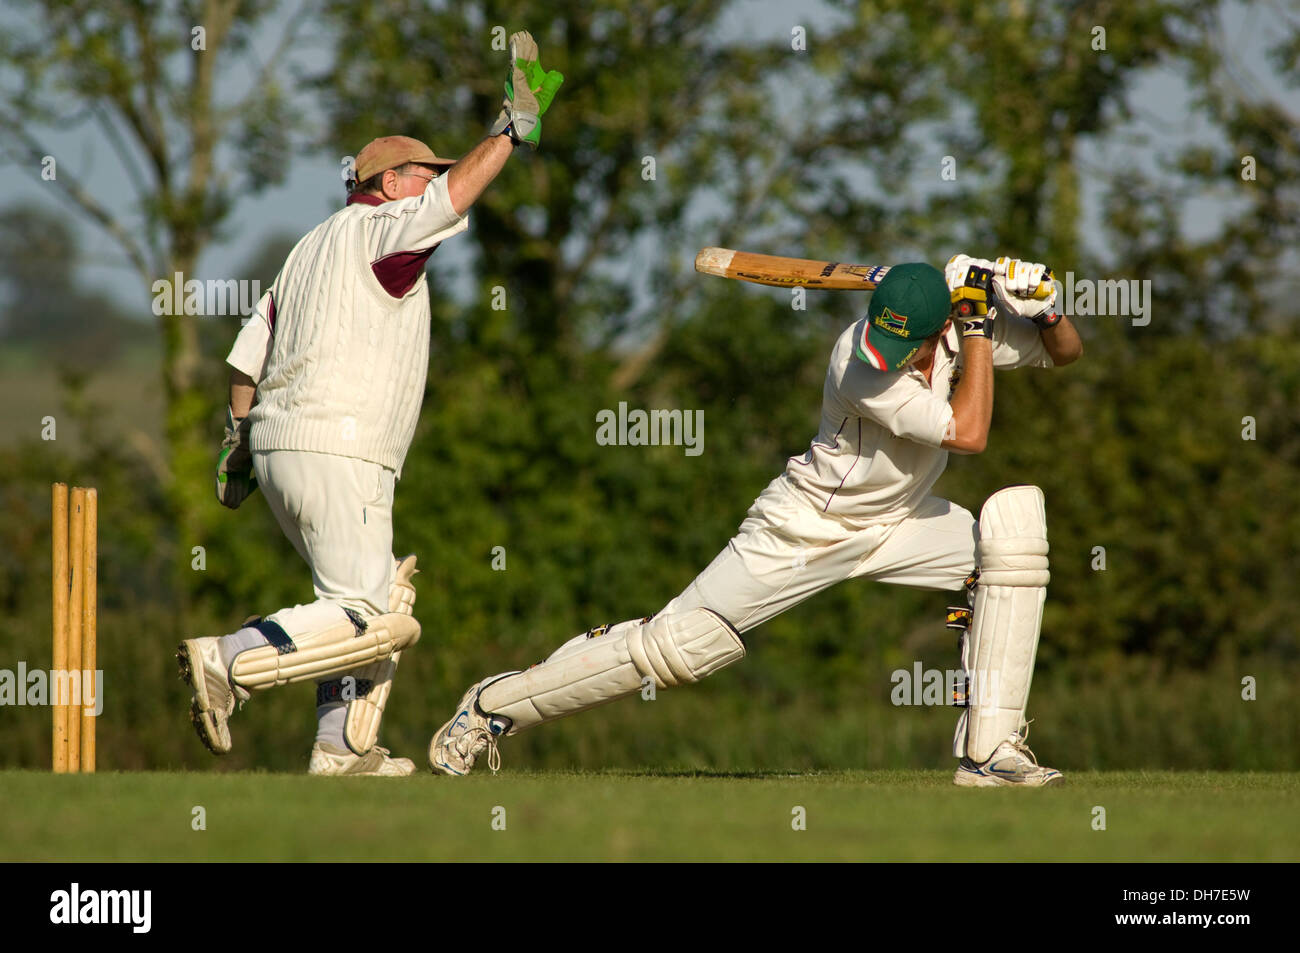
[{"xmin": 180, "ymin": 32, "xmax": 563, "ymax": 775}]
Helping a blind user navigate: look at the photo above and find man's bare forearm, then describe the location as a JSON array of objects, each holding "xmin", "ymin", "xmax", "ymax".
[
  {"xmin": 1041, "ymin": 314, "xmax": 1083, "ymax": 365},
  {"xmin": 944, "ymin": 337, "xmax": 993, "ymax": 454},
  {"xmin": 446, "ymin": 134, "xmax": 515, "ymax": 216},
  {"xmin": 229, "ymin": 369, "xmax": 256, "ymax": 419}
]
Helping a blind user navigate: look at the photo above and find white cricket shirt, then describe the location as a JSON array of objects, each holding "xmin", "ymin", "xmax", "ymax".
[{"xmin": 784, "ymin": 314, "xmax": 1053, "ymax": 525}]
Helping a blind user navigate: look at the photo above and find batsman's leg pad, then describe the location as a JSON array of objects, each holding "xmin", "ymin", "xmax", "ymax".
[
  {"xmin": 956, "ymin": 485, "xmax": 1049, "ymax": 763},
  {"xmin": 478, "ymin": 607, "xmax": 745, "ymax": 733},
  {"xmin": 229, "ymin": 611, "xmax": 420, "ymax": 691}
]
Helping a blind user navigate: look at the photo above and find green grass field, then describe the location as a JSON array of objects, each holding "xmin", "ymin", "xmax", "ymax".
[{"xmin": 2, "ymin": 770, "xmax": 1296, "ymax": 862}]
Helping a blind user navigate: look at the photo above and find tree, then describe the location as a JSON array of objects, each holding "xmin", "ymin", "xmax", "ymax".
[
  {"xmin": 0, "ymin": 204, "xmax": 151, "ymax": 364},
  {"xmin": 314, "ymin": 1, "xmax": 963, "ymax": 370},
  {"xmin": 0, "ymin": 0, "xmax": 311, "ymax": 609}
]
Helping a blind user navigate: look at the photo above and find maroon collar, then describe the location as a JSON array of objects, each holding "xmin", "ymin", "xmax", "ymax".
[{"xmin": 346, "ymin": 193, "xmax": 386, "ymax": 207}]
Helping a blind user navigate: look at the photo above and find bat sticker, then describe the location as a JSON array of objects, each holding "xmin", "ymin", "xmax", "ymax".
[{"xmin": 735, "ymin": 271, "xmax": 828, "ymax": 286}]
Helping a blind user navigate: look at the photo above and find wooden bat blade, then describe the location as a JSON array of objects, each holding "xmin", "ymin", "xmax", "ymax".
[
  {"xmin": 695, "ymin": 247, "xmax": 890, "ymax": 290},
  {"xmin": 695, "ymin": 247, "xmax": 1055, "ymax": 299}
]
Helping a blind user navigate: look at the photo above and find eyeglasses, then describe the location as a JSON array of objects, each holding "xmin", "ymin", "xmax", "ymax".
[{"xmin": 396, "ymin": 168, "xmax": 438, "ymax": 183}]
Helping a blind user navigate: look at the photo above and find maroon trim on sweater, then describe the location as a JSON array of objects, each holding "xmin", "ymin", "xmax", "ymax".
[
  {"xmin": 343, "ymin": 192, "xmax": 441, "ymax": 296},
  {"xmin": 372, "ymin": 246, "xmax": 439, "ymax": 298},
  {"xmin": 266, "ymin": 292, "xmax": 276, "ymax": 333}
]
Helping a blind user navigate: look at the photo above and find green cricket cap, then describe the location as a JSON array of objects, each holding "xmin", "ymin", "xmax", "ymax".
[{"xmin": 855, "ymin": 262, "xmax": 951, "ymax": 371}]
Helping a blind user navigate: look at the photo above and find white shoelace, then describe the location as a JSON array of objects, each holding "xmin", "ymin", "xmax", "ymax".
[
  {"xmin": 462, "ymin": 728, "xmax": 502, "ymax": 774},
  {"xmin": 1011, "ymin": 719, "xmax": 1041, "ymax": 765}
]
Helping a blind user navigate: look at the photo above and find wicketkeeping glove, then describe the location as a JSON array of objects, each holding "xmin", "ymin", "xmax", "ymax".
[
  {"xmin": 520, "ymin": 57, "xmax": 564, "ymax": 116},
  {"xmin": 489, "ymin": 31, "xmax": 564, "ymax": 150},
  {"xmin": 215, "ymin": 406, "xmax": 257, "ymax": 510}
]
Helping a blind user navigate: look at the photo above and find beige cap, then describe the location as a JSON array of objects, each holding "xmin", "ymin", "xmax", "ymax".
[{"xmin": 353, "ymin": 135, "xmax": 456, "ymax": 182}]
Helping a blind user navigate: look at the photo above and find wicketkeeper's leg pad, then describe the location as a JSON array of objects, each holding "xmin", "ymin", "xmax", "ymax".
[
  {"xmin": 953, "ymin": 484, "xmax": 1050, "ymax": 763},
  {"xmin": 478, "ymin": 606, "xmax": 746, "ymax": 734},
  {"xmin": 387, "ymin": 554, "xmax": 417, "ymax": 616},
  {"xmin": 316, "ymin": 654, "xmax": 400, "ymax": 755},
  {"xmin": 315, "ymin": 554, "xmax": 419, "ymax": 755},
  {"xmin": 229, "ymin": 610, "xmax": 420, "ymax": 692}
]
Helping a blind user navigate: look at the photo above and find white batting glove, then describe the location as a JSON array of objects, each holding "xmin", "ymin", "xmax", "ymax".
[
  {"xmin": 995, "ymin": 257, "xmax": 1051, "ymax": 296},
  {"xmin": 944, "ymin": 253, "xmax": 997, "ymax": 293},
  {"xmin": 992, "ymin": 257, "xmax": 1056, "ymax": 321}
]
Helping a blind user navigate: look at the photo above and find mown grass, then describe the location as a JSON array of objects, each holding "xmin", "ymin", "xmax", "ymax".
[
  {"xmin": 3, "ymin": 600, "xmax": 1296, "ymax": 776},
  {"xmin": 1, "ymin": 770, "xmax": 1295, "ymax": 862}
]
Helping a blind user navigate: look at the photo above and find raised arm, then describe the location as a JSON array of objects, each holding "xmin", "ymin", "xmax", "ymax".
[
  {"xmin": 448, "ymin": 28, "xmax": 565, "ymax": 215},
  {"xmin": 446, "ymin": 135, "xmax": 516, "ymax": 216},
  {"xmin": 944, "ymin": 335, "xmax": 994, "ymax": 454},
  {"xmin": 992, "ymin": 256, "xmax": 1082, "ymax": 366},
  {"xmin": 943, "ymin": 260, "xmax": 998, "ymax": 454},
  {"xmin": 1036, "ymin": 312, "xmax": 1083, "ymax": 365}
]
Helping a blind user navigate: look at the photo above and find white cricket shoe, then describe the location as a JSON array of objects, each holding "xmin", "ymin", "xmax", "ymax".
[
  {"xmin": 428, "ymin": 680, "xmax": 510, "ymax": 776},
  {"xmin": 953, "ymin": 730, "xmax": 1064, "ymax": 787},
  {"xmin": 308, "ymin": 742, "xmax": 416, "ymax": 777},
  {"xmin": 177, "ymin": 637, "xmax": 246, "ymax": 755}
]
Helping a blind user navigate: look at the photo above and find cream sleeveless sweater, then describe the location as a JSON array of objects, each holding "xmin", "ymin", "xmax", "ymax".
[{"xmin": 231, "ymin": 180, "xmax": 467, "ymax": 477}]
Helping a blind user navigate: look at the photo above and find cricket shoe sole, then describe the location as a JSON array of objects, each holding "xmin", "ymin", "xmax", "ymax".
[{"xmin": 177, "ymin": 637, "xmax": 242, "ymax": 756}]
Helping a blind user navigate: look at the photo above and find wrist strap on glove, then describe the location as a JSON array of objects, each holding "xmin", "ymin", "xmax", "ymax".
[{"xmin": 952, "ymin": 265, "xmax": 995, "ymax": 339}]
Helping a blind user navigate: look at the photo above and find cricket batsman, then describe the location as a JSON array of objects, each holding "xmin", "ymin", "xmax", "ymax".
[
  {"xmin": 431, "ymin": 256, "xmax": 1083, "ymax": 786},
  {"xmin": 178, "ymin": 32, "xmax": 564, "ymax": 775}
]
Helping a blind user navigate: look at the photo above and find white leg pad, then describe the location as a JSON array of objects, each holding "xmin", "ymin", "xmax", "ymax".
[
  {"xmin": 387, "ymin": 554, "xmax": 417, "ymax": 616},
  {"xmin": 230, "ymin": 611, "xmax": 420, "ymax": 691},
  {"xmin": 479, "ymin": 607, "xmax": 746, "ymax": 734},
  {"xmin": 325, "ymin": 555, "xmax": 419, "ymax": 754},
  {"xmin": 955, "ymin": 485, "xmax": 1050, "ymax": 762},
  {"xmin": 332, "ymin": 653, "xmax": 398, "ymax": 754}
]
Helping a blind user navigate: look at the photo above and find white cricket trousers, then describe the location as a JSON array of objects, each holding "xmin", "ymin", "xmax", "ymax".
[
  {"xmin": 662, "ymin": 475, "xmax": 977, "ymax": 633},
  {"xmin": 252, "ymin": 449, "xmax": 396, "ymax": 638}
]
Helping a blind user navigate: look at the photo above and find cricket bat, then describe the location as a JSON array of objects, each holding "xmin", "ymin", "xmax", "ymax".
[{"xmin": 694, "ymin": 247, "xmax": 1054, "ymax": 299}]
